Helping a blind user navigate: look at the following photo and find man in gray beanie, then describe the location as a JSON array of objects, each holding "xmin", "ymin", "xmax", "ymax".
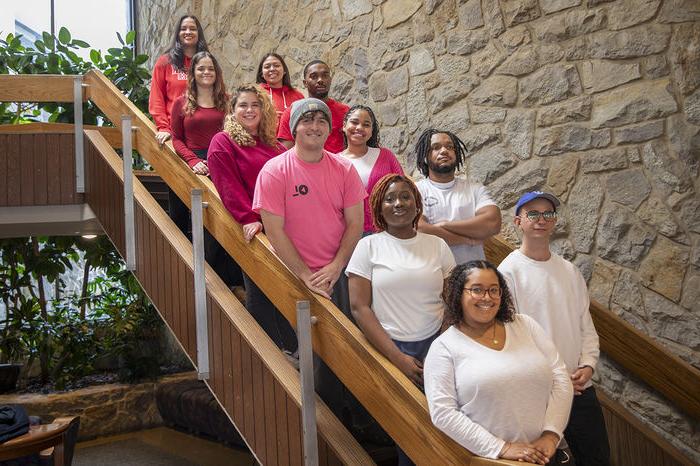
[{"xmin": 253, "ymin": 97, "xmax": 365, "ymax": 301}]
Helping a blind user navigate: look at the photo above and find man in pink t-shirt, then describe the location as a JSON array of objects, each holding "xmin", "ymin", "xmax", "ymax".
[{"xmin": 253, "ymin": 98, "xmax": 365, "ymax": 299}]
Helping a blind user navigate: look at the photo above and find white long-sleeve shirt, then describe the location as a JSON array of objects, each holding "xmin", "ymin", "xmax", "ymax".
[
  {"xmin": 424, "ymin": 315, "xmax": 573, "ymax": 459},
  {"xmin": 498, "ymin": 250, "xmax": 600, "ymax": 386}
]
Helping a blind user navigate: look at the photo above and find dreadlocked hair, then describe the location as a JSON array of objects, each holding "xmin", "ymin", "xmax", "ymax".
[
  {"xmin": 369, "ymin": 174, "xmax": 423, "ymax": 232},
  {"xmin": 223, "ymin": 83, "xmax": 278, "ymax": 147},
  {"xmin": 184, "ymin": 51, "xmax": 229, "ymax": 116},
  {"xmin": 414, "ymin": 128, "xmax": 468, "ymax": 177},
  {"xmin": 442, "ymin": 261, "xmax": 516, "ymax": 328},
  {"xmin": 342, "ymin": 105, "xmax": 380, "ymax": 149}
]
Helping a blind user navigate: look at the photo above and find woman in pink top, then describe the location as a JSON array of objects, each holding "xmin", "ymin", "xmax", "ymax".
[
  {"xmin": 340, "ymin": 105, "xmax": 405, "ymax": 234},
  {"xmin": 255, "ymin": 53, "xmax": 304, "ymax": 127},
  {"xmin": 208, "ymin": 84, "xmax": 295, "ymax": 351}
]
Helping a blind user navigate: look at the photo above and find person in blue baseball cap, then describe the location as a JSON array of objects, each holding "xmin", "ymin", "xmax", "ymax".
[{"xmin": 499, "ymin": 191, "xmax": 610, "ymax": 466}]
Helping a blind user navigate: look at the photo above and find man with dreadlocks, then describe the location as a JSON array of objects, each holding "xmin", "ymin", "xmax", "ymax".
[{"xmin": 414, "ymin": 129, "xmax": 501, "ymax": 264}]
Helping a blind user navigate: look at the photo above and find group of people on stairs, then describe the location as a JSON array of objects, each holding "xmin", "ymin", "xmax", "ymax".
[{"xmin": 147, "ymin": 14, "xmax": 611, "ymax": 466}]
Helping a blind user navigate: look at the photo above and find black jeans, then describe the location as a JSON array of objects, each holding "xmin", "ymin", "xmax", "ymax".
[
  {"xmin": 565, "ymin": 386, "xmax": 610, "ymax": 466},
  {"xmin": 241, "ymin": 273, "xmax": 297, "ymax": 352}
]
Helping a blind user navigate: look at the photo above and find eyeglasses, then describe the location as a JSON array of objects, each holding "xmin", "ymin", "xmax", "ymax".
[
  {"xmin": 521, "ymin": 210, "xmax": 557, "ymax": 222},
  {"xmin": 463, "ymin": 286, "xmax": 502, "ymax": 299}
]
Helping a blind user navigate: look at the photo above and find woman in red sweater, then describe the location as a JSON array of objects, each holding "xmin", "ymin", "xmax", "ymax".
[
  {"xmin": 169, "ymin": 52, "xmax": 241, "ymax": 287},
  {"xmin": 255, "ymin": 53, "xmax": 304, "ymax": 127},
  {"xmin": 339, "ymin": 105, "xmax": 405, "ymax": 234},
  {"xmin": 208, "ymin": 84, "xmax": 295, "ymax": 351},
  {"xmin": 149, "ymin": 15, "xmax": 209, "ymax": 145},
  {"xmin": 170, "ymin": 51, "xmax": 228, "ymax": 175}
]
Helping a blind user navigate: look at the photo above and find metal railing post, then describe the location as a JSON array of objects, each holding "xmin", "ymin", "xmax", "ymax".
[
  {"xmin": 297, "ymin": 300, "xmax": 319, "ymax": 466},
  {"xmin": 73, "ymin": 76, "xmax": 85, "ymax": 193},
  {"xmin": 192, "ymin": 189, "xmax": 210, "ymax": 380},
  {"xmin": 121, "ymin": 115, "xmax": 136, "ymax": 271}
]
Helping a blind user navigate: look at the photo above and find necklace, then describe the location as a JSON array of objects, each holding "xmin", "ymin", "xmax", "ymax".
[
  {"xmin": 491, "ymin": 322, "xmax": 499, "ymax": 345},
  {"xmin": 460, "ymin": 321, "xmax": 500, "ymax": 346}
]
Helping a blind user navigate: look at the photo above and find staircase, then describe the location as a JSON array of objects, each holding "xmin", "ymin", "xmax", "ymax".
[{"xmin": 1, "ymin": 71, "xmax": 698, "ymax": 466}]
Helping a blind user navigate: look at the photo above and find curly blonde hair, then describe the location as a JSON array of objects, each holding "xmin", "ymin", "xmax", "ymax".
[{"xmin": 223, "ymin": 83, "xmax": 277, "ymax": 147}]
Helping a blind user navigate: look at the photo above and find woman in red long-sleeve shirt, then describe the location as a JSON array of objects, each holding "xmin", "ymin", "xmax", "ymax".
[
  {"xmin": 170, "ymin": 51, "xmax": 228, "ymax": 175},
  {"xmin": 169, "ymin": 52, "xmax": 242, "ymax": 287},
  {"xmin": 149, "ymin": 15, "xmax": 209, "ymax": 146},
  {"xmin": 255, "ymin": 53, "xmax": 304, "ymax": 130},
  {"xmin": 208, "ymin": 83, "xmax": 295, "ymax": 352}
]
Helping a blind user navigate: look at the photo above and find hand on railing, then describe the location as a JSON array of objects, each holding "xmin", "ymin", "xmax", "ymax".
[{"xmin": 155, "ymin": 130, "xmax": 171, "ymax": 145}]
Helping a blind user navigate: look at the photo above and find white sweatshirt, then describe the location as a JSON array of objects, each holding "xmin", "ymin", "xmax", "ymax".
[
  {"xmin": 498, "ymin": 250, "xmax": 600, "ymax": 386},
  {"xmin": 424, "ymin": 315, "xmax": 573, "ymax": 459}
]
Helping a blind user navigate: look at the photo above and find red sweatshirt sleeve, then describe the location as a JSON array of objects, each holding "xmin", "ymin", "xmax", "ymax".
[
  {"xmin": 276, "ymin": 106, "xmax": 293, "ymax": 142},
  {"xmin": 208, "ymin": 133, "xmax": 260, "ymax": 225},
  {"xmin": 149, "ymin": 55, "xmax": 172, "ymax": 132},
  {"xmin": 170, "ymin": 97, "xmax": 201, "ymax": 168}
]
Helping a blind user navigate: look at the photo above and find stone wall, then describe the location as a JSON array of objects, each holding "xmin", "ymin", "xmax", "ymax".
[
  {"xmin": 137, "ymin": 0, "xmax": 700, "ymax": 461},
  {"xmin": 0, "ymin": 372, "xmax": 196, "ymax": 440}
]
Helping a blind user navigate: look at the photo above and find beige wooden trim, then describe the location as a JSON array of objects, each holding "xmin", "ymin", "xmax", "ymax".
[
  {"xmin": 0, "ymin": 122, "xmax": 121, "ymax": 147},
  {"xmin": 0, "ymin": 75, "xmax": 83, "ymax": 103}
]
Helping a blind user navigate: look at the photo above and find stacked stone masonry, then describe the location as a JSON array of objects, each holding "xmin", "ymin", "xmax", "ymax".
[{"xmin": 137, "ymin": 0, "xmax": 700, "ymax": 461}]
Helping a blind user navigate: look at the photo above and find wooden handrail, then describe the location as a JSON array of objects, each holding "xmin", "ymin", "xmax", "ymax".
[
  {"xmin": 485, "ymin": 236, "xmax": 700, "ymax": 421},
  {"xmin": 0, "ymin": 75, "xmax": 83, "ymax": 103},
  {"xmin": 0, "ymin": 122, "xmax": 122, "ymax": 147}
]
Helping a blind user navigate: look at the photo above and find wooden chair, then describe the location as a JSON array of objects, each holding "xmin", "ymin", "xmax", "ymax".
[{"xmin": 0, "ymin": 416, "xmax": 80, "ymax": 466}]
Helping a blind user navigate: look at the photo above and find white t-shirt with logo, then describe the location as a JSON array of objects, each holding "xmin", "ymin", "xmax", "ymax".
[
  {"xmin": 346, "ymin": 231, "xmax": 456, "ymax": 341},
  {"xmin": 416, "ymin": 177, "xmax": 496, "ymax": 264}
]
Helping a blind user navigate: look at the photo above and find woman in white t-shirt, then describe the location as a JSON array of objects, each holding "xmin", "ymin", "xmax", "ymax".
[
  {"xmin": 346, "ymin": 174, "xmax": 455, "ymax": 386},
  {"xmin": 339, "ymin": 105, "xmax": 404, "ymax": 234},
  {"xmin": 424, "ymin": 261, "xmax": 573, "ymax": 465}
]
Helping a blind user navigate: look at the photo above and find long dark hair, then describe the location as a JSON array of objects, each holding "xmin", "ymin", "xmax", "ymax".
[
  {"xmin": 443, "ymin": 261, "xmax": 516, "ymax": 327},
  {"xmin": 167, "ymin": 15, "xmax": 209, "ymax": 72},
  {"xmin": 414, "ymin": 128, "xmax": 468, "ymax": 177},
  {"xmin": 184, "ymin": 52, "xmax": 228, "ymax": 115},
  {"xmin": 343, "ymin": 105, "xmax": 380, "ymax": 149},
  {"xmin": 255, "ymin": 53, "xmax": 293, "ymax": 89}
]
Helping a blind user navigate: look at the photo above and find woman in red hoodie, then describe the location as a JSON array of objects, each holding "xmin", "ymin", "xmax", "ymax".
[
  {"xmin": 255, "ymin": 53, "xmax": 304, "ymax": 128},
  {"xmin": 149, "ymin": 15, "xmax": 209, "ymax": 146}
]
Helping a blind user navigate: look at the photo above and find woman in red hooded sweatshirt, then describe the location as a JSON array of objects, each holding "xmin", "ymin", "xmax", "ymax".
[
  {"xmin": 149, "ymin": 15, "xmax": 209, "ymax": 146},
  {"xmin": 255, "ymin": 53, "xmax": 304, "ymax": 129}
]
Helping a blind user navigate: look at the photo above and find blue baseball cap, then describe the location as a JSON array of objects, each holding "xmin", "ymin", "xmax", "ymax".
[{"xmin": 514, "ymin": 191, "xmax": 561, "ymax": 215}]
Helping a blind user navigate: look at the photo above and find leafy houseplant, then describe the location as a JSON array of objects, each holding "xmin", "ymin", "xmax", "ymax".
[
  {"xmin": 0, "ymin": 27, "xmax": 169, "ymax": 390},
  {"xmin": 0, "ymin": 236, "xmax": 165, "ymax": 391}
]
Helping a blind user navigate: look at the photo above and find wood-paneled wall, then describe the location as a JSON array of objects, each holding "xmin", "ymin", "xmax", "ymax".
[
  {"xmin": 83, "ymin": 130, "xmax": 370, "ymax": 465},
  {"xmin": 0, "ymin": 133, "xmax": 82, "ymax": 207}
]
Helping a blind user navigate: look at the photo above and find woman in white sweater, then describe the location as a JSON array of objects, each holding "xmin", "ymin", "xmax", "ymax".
[{"xmin": 424, "ymin": 261, "xmax": 573, "ymax": 465}]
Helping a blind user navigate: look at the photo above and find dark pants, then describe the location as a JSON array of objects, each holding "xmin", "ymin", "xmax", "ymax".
[
  {"xmin": 167, "ymin": 149, "xmax": 243, "ymax": 288},
  {"xmin": 565, "ymin": 386, "xmax": 610, "ymax": 466},
  {"xmin": 242, "ymin": 273, "xmax": 297, "ymax": 352},
  {"xmin": 393, "ymin": 333, "xmax": 439, "ymax": 466}
]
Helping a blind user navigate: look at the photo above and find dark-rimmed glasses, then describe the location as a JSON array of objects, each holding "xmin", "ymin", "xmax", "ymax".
[
  {"xmin": 521, "ymin": 210, "xmax": 557, "ymax": 222},
  {"xmin": 463, "ymin": 286, "xmax": 502, "ymax": 299}
]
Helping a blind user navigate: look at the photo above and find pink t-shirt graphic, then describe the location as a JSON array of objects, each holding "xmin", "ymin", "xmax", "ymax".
[{"xmin": 252, "ymin": 148, "xmax": 367, "ymax": 271}]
